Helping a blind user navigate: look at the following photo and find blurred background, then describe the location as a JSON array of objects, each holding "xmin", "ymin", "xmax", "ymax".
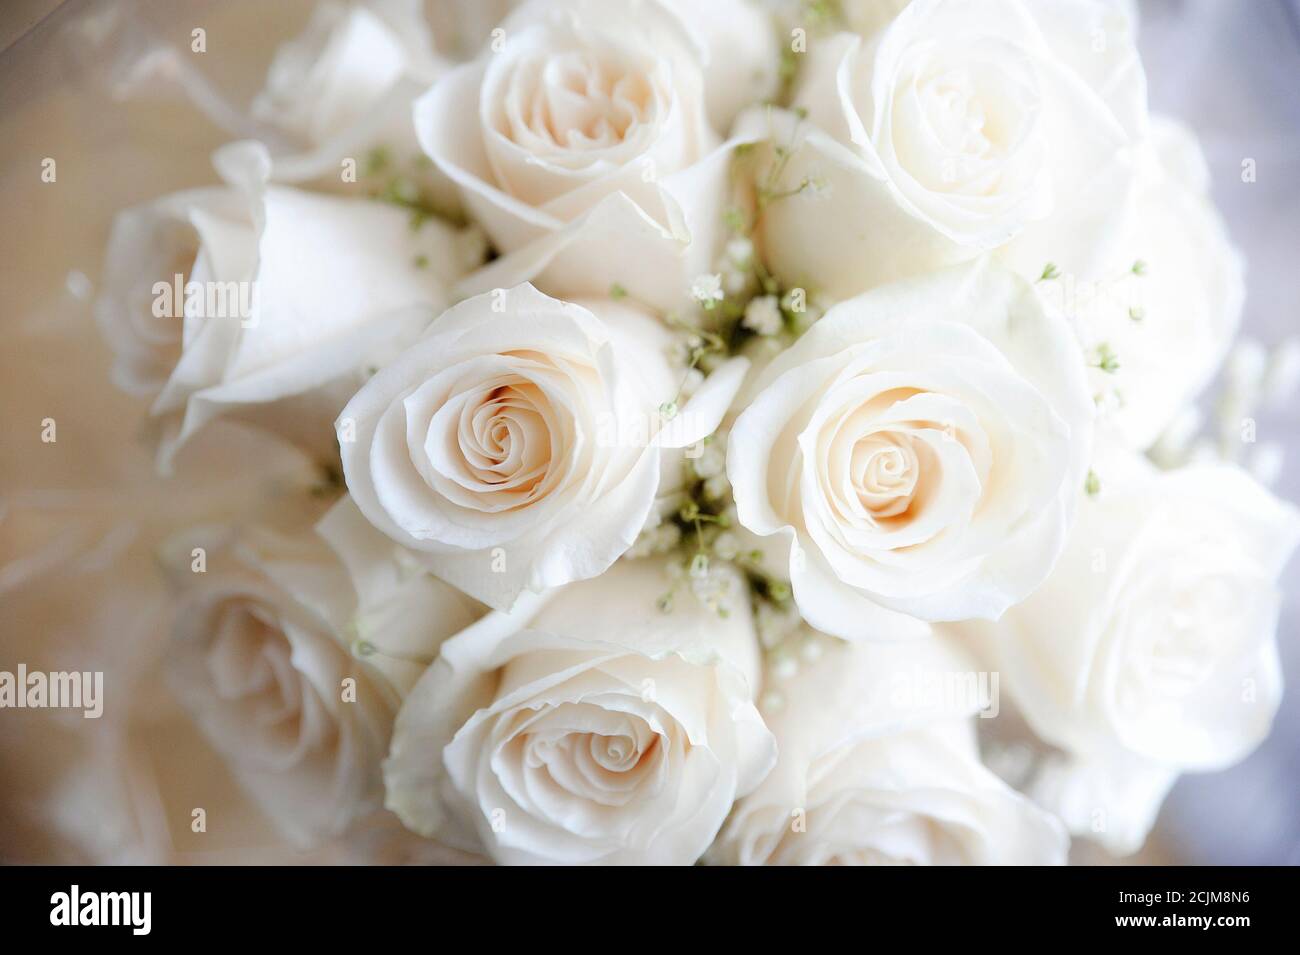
[{"xmin": 0, "ymin": 0, "xmax": 1296, "ymax": 864}]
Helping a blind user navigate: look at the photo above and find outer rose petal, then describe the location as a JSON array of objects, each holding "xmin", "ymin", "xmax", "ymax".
[{"xmin": 317, "ymin": 495, "xmax": 487, "ymax": 698}]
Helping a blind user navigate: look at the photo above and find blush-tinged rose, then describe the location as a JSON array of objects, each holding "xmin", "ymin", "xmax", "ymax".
[
  {"xmin": 727, "ymin": 260, "xmax": 1093, "ymax": 640},
  {"xmin": 337, "ymin": 283, "xmax": 747, "ymax": 610},
  {"xmin": 961, "ymin": 446, "xmax": 1300, "ymax": 854},
  {"xmin": 754, "ymin": 0, "xmax": 1146, "ymax": 299},
  {"xmin": 710, "ymin": 635, "xmax": 1068, "ymax": 865},
  {"xmin": 383, "ymin": 558, "xmax": 775, "ymax": 865}
]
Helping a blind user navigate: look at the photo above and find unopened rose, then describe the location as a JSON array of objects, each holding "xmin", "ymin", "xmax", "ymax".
[
  {"xmin": 96, "ymin": 142, "xmax": 471, "ymax": 470},
  {"xmin": 710, "ymin": 634, "xmax": 1067, "ymax": 865},
  {"xmin": 727, "ymin": 260, "xmax": 1093, "ymax": 640},
  {"xmin": 753, "ymin": 0, "xmax": 1146, "ymax": 299},
  {"xmin": 337, "ymin": 282, "xmax": 747, "ymax": 610},
  {"xmin": 962, "ymin": 446, "xmax": 1300, "ymax": 854},
  {"xmin": 384, "ymin": 558, "xmax": 776, "ymax": 865},
  {"xmin": 415, "ymin": 0, "xmax": 771, "ymax": 309}
]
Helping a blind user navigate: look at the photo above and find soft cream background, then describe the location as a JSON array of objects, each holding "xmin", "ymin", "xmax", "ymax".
[{"xmin": 0, "ymin": 0, "xmax": 1293, "ymax": 864}]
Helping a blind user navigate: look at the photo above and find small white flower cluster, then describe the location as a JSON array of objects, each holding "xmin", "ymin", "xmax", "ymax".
[{"xmin": 689, "ymin": 273, "xmax": 725, "ymax": 310}]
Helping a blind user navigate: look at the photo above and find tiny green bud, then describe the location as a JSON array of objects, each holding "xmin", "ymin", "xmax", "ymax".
[
  {"xmin": 689, "ymin": 552, "xmax": 710, "ymax": 577},
  {"xmin": 1094, "ymin": 342, "xmax": 1120, "ymax": 374}
]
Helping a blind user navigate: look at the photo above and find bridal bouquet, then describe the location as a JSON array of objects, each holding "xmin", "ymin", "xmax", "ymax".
[{"xmin": 93, "ymin": 0, "xmax": 1300, "ymax": 865}]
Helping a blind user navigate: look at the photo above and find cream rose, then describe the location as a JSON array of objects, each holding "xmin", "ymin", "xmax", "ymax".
[
  {"xmin": 383, "ymin": 558, "xmax": 776, "ymax": 865},
  {"xmin": 963, "ymin": 446, "xmax": 1300, "ymax": 854},
  {"xmin": 337, "ymin": 282, "xmax": 746, "ymax": 610},
  {"xmin": 754, "ymin": 0, "xmax": 1146, "ymax": 299},
  {"xmin": 727, "ymin": 260, "xmax": 1093, "ymax": 640},
  {"xmin": 96, "ymin": 142, "xmax": 472, "ymax": 470},
  {"xmin": 1038, "ymin": 116, "xmax": 1244, "ymax": 450},
  {"xmin": 163, "ymin": 524, "xmax": 392, "ymax": 847},
  {"xmin": 711, "ymin": 635, "xmax": 1067, "ymax": 865},
  {"xmin": 415, "ymin": 0, "xmax": 768, "ymax": 309}
]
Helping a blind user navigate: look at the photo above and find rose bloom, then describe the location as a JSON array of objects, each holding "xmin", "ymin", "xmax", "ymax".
[
  {"xmin": 727, "ymin": 260, "xmax": 1093, "ymax": 640},
  {"xmin": 415, "ymin": 0, "xmax": 774, "ymax": 309},
  {"xmin": 95, "ymin": 142, "xmax": 471, "ymax": 470},
  {"xmin": 961, "ymin": 446, "xmax": 1300, "ymax": 854},
  {"xmin": 337, "ymin": 282, "xmax": 746, "ymax": 610},
  {"xmin": 753, "ymin": 0, "xmax": 1147, "ymax": 299},
  {"xmin": 711, "ymin": 635, "xmax": 1067, "ymax": 865},
  {"xmin": 162, "ymin": 525, "xmax": 409, "ymax": 847},
  {"xmin": 384, "ymin": 559, "xmax": 776, "ymax": 865}
]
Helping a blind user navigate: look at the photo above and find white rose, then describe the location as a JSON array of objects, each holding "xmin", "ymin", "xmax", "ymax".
[
  {"xmin": 1040, "ymin": 116, "xmax": 1244, "ymax": 450},
  {"xmin": 711, "ymin": 634, "xmax": 1068, "ymax": 865},
  {"xmin": 727, "ymin": 260, "xmax": 1093, "ymax": 640},
  {"xmin": 415, "ymin": 0, "xmax": 765, "ymax": 309},
  {"xmin": 96, "ymin": 142, "xmax": 469, "ymax": 470},
  {"xmin": 337, "ymin": 282, "xmax": 747, "ymax": 610},
  {"xmin": 162, "ymin": 524, "xmax": 392, "ymax": 846},
  {"xmin": 250, "ymin": 0, "xmax": 460, "ymax": 214},
  {"xmin": 754, "ymin": 0, "xmax": 1146, "ymax": 299},
  {"xmin": 384, "ymin": 558, "xmax": 776, "ymax": 864},
  {"xmin": 963, "ymin": 447, "xmax": 1300, "ymax": 854}
]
